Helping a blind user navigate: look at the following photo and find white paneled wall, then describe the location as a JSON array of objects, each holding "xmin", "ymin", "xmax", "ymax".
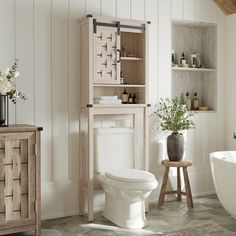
[
  {"xmin": 0, "ymin": 0, "xmax": 15, "ymax": 124},
  {"xmin": 183, "ymin": 0, "xmax": 195, "ymax": 21},
  {"xmin": 131, "ymin": 0, "xmax": 145, "ymax": 20},
  {"xmin": 158, "ymin": 0, "xmax": 225, "ymax": 197},
  {"xmin": 171, "ymin": 0, "xmax": 183, "ymax": 20},
  {"xmin": 34, "ymin": 0, "xmax": 53, "ymax": 182},
  {"xmin": 15, "ymin": 0, "xmax": 34, "ymax": 124},
  {"xmin": 0, "ymin": 0, "xmax": 225, "ymax": 219},
  {"xmin": 0, "ymin": 0, "xmax": 158, "ymax": 219},
  {"xmin": 117, "ymin": 0, "xmax": 131, "ymax": 19},
  {"xmin": 101, "ymin": 0, "xmax": 116, "ymax": 17},
  {"xmin": 226, "ymin": 14, "xmax": 236, "ymax": 150}
]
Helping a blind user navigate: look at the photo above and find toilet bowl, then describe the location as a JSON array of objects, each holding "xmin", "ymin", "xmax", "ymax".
[
  {"xmin": 96, "ymin": 169, "xmax": 158, "ymax": 229},
  {"xmin": 94, "ymin": 127, "xmax": 158, "ymax": 228}
]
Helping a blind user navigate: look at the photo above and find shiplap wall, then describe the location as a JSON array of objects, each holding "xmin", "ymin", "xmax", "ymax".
[
  {"xmin": 0, "ymin": 0, "xmax": 158, "ymax": 219},
  {"xmin": 0, "ymin": 0, "xmax": 226, "ymax": 219},
  {"xmin": 157, "ymin": 0, "xmax": 226, "ymax": 199},
  {"xmin": 225, "ymin": 14, "xmax": 236, "ymax": 150}
]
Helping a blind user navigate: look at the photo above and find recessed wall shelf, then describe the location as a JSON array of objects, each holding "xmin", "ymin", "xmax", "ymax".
[
  {"xmin": 171, "ymin": 20, "xmax": 217, "ymax": 111},
  {"xmin": 172, "ymin": 67, "xmax": 215, "ymax": 72}
]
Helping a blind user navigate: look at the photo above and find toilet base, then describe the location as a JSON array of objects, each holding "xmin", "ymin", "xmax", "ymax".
[{"xmin": 103, "ymin": 195, "xmax": 147, "ymax": 229}]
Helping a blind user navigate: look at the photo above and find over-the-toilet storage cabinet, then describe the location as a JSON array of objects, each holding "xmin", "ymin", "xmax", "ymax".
[
  {"xmin": 0, "ymin": 125, "xmax": 42, "ymax": 236},
  {"xmin": 79, "ymin": 15, "xmax": 150, "ymax": 221}
]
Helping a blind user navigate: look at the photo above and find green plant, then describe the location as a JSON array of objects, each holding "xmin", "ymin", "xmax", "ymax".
[{"xmin": 152, "ymin": 97, "xmax": 196, "ymax": 133}]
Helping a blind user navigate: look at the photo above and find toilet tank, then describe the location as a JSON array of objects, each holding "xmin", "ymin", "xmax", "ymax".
[{"xmin": 94, "ymin": 128, "xmax": 134, "ymax": 173}]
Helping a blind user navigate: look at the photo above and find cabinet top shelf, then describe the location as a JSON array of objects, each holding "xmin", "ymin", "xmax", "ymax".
[
  {"xmin": 93, "ymin": 104, "xmax": 147, "ymax": 108},
  {"xmin": 121, "ymin": 57, "xmax": 144, "ymax": 61},
  {"xmin": 93, "ymin": 84, "xmax": 145, "ymax": 88},
  {"xmin": 172, "ymin": 67, "xmax": 215, "ymax": 72}
]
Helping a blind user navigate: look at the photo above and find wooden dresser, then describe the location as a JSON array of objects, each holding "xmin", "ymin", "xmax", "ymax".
[{"xmin": 0, "ymin": 125, "xmax": 42, "ymax": 236}]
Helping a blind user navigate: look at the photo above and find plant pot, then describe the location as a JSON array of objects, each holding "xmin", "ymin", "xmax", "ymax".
[
  {"xmin": 0, "ymin": 95, "xmax": 9, "ymax": 127},
  {"xmin": 167, "ymin": 132, "xmax": 184, "ymax": 161}
]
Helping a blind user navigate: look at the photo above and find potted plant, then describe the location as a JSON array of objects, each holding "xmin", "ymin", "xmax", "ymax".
[
  {"xmin": 153, "ymin": 97, "xmax": 196, "ymax": 161},
  {"xmin": 0, "ymin": 59, "xmax": 27, "ymax": 126}
]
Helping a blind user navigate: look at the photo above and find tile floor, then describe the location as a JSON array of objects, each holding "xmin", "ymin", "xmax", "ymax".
[{"xmin": 15, "ymin": 195, "xmax": 236, "ymax": 236}]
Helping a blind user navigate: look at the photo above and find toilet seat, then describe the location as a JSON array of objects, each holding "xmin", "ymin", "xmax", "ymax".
[{"xmin": 105, "ymin": 169, "xmax": 156, "ymax": 183}]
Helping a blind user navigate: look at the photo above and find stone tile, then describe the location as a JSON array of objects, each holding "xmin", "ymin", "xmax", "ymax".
[{"xmin": 16, "ymin": 195, "xmax": 236, "ymax": 236}]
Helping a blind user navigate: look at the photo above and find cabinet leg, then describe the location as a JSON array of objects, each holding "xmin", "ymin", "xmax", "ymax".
[
  {"xmin": 35, "ymin": 226, "xmax": 41, "ymax": 236},
  {"xmin": 88, "ymin": 180, "xmax": 94, "ymax": 222},
  {"xmin": 183, "ymin": 167, "xmax": 194, "ymax": 209},
  {"xmin": 79, "ymin": 186, "xmax": 85, "ymax": 216},
  {"xmin": 158, "ymin": 167, "xmax": 169, "ymax": 207}
]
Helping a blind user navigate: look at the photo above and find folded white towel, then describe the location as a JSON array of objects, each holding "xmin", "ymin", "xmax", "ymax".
[
  {"xmin": 94, "ymin": 99, "xmax": 122, "ymax": 104},
  {"xmin": 95, "ymin": 96, "xmax": 118, "ymax": 100}
]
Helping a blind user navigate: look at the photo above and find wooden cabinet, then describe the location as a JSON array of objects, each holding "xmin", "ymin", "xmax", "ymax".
[
  {"xmin": 79, "ymin": 15, "xmax": 149, "ymax": 106},
  {"xmin": 79, "ymin": 15, "xmax": 150, "ymax": 222},
  {"xmin": 0, "ymin": 125, "xmax": 42, "ymax": 236}
]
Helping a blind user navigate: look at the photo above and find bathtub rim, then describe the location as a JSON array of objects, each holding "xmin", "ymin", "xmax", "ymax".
[{"xmin": 210, "ymin": 151, "xmax": 236, "ymax": 164}]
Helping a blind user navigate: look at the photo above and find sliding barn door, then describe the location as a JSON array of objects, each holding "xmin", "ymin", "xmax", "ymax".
[{"xmin": 94, "ymin": 26, "xmax": 120, "ymax": 84}]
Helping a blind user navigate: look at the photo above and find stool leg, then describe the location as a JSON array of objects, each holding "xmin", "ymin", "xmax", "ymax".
[
  {"xmin": 158, "ymin": 167, "xmax": 170, "ymax": 207},
  {"xmin": 183, "ymin": 167, "xmax": 194, "ymax": 209},
  {"xmin": 177, "ymin": 167, "xmax": 181, "ymax": 201}
]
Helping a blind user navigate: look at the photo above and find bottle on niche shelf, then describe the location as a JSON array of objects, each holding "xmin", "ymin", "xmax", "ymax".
[
  {"xmin": 122, "ymin": 88, "xmax": 128, "ymax": 104},
  {"xmin": 128, "ymin": 93, "xmax": 133, "ymax": 104},
  {"xmin": 180, "ymin": 52, "xmax": 186, "ymax": 65},
  {"xmin": 180, "ymin": 93, "xmax": 185, "ymax": 105},
  {"xmin": 120, "ymin": 72, "xmax": 124, "ymax": 84},
  {"xmin": 133, "ymin": 93, "xmax": 137, "ymax": 104},
  {"xmin": 193, "ymin": 92, "xmax": 200, "ymax": 110},
  {"xmin": 185, "ymin": 92, "xmax": 191, "ymax": 110}
]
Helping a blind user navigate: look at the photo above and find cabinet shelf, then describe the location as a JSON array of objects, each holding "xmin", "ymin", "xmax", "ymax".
[
  {"xmin": 172, "ymin": 67, "xmax": 215, "ymax": 72},
  {"xmin": 93, "ymin": 104, "xmax": 147, "ymax": 108},
  {"xmin": 121, "ymin": 57, "xmax": 144, "ymax": 61},
  {"xmin": 93, "ymin": 84, "xmax": 146, "ymax": 88}
]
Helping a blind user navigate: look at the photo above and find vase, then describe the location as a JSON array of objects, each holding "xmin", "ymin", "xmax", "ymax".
[
  {"xmin": 0, "ymin": 95, "xmax": 9, "ymax": 127},
  {"xmin": 167, "ymin": 132, "xmax": 184, "ymax": 161}
]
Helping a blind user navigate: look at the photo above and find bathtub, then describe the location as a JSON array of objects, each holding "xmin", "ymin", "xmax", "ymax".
[{"xmin": 210, "ymin": 151, "xmax": 236, "ymax": 219}]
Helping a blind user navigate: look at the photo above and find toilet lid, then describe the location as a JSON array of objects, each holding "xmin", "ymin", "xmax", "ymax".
[{"xmin": 105, "ymin": 169, "xmax": 156, "ymax": 183}]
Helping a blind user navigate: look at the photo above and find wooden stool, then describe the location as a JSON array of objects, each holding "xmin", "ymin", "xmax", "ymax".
[{"xmin": 158, "ymin": 160, "xmax": 194, "ymax": 209}]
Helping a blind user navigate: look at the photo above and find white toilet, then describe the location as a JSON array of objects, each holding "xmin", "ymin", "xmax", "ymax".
[{"xmin": 94, "ymin": 128, "xmax": 158, "ymax": 229}]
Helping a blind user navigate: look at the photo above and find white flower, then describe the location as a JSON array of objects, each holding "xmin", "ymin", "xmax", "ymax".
[
  {"xmin": 13, "ymin": 90, "xmax": 19, "ymax": 98},
  {"xmin": 0, "ymin": 78, "xmax": 12, "ymax": 95},
  {"xmin": 14, "ymin": 71, "xmax": 20, "ymax": 78},
  {"xmin": 4, "ymin": 67, "xmax": 10, "ymax": 75}
]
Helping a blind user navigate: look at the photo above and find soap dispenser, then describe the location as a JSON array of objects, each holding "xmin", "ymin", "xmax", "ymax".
[
  {"xmin": 193, "ymin": 92, "xmax": 200, "ymax": 110},
  {"xmin": 186, "ymin": 92, "xmax": 191, "ymax": 110}
]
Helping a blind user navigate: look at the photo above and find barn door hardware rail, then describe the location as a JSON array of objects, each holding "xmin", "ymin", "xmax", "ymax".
[{"xmin": 93, "ymin": 18, "xmax": 145, "ymax": 34}]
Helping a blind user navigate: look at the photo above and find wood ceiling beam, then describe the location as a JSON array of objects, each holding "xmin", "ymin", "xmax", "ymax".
[{"xmin": 213, "ymin": 0, "xmax": 236, "ymax": 15}]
